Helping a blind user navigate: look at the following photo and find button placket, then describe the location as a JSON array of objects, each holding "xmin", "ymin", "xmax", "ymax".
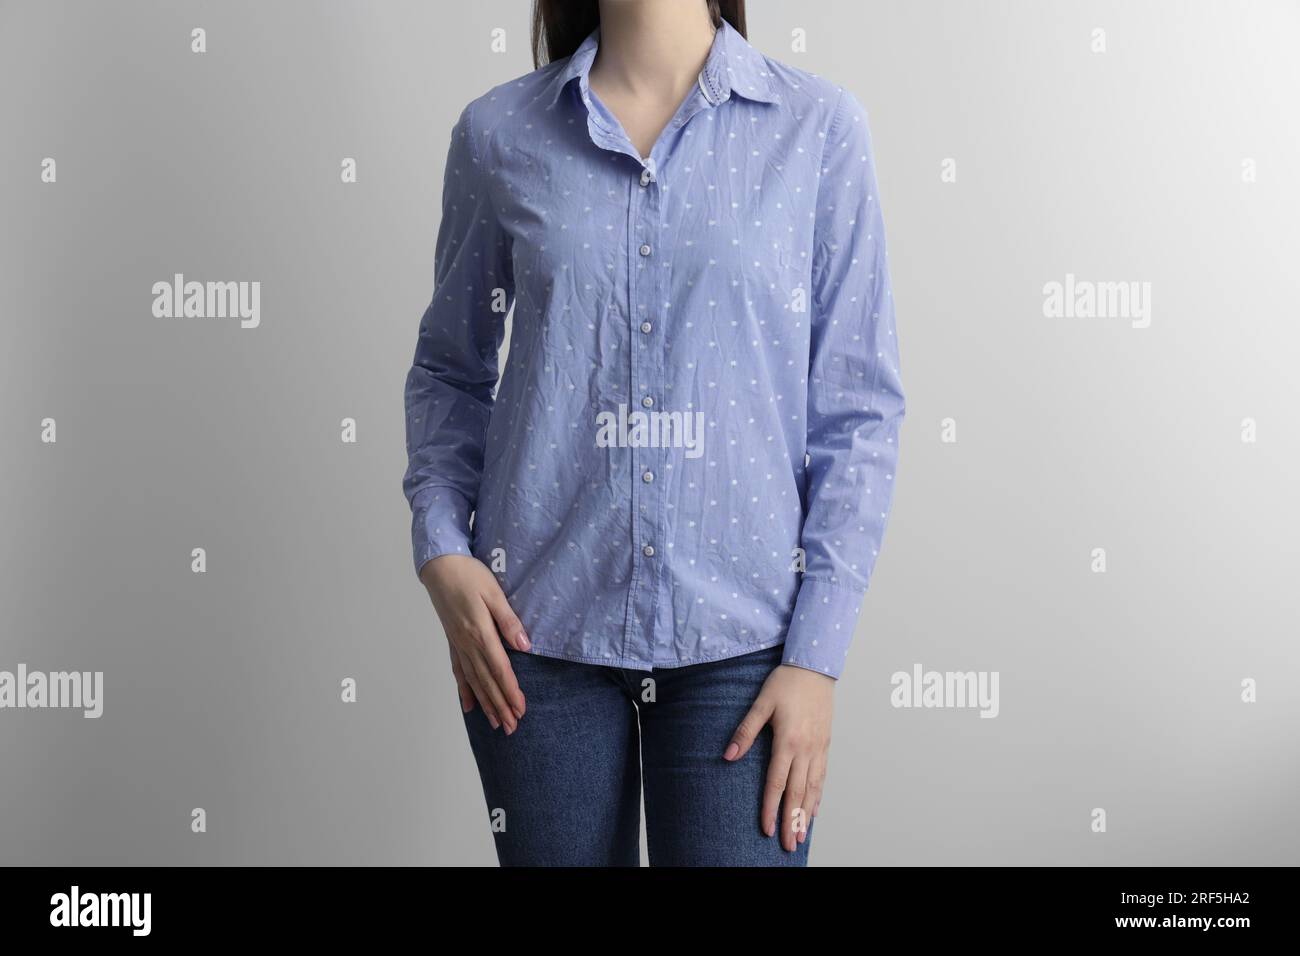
[
  {"xmin": 626, "ymin": 148, "xmax": 667, "ymax": 667},
  {"xmin": 617, "ymin": 79, "xmax": 712, "ymax": 667}
]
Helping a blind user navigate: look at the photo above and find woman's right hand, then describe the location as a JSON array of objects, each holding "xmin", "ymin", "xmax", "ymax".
[{"xmin": 419, "ymin": 554, "xmax": 529, "ymax": 734}]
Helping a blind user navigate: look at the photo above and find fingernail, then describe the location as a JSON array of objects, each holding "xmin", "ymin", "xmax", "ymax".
[
  {"xmin": 723, "ymin": 743, "xmax": 739, "ymax": 761},
  {"xmin": 488, "ymin": 714, "xmax": 500, "ymax": 730},
  {"xmin": 518, "ymin": 630, "xmax": 531, "ymax": 650}
]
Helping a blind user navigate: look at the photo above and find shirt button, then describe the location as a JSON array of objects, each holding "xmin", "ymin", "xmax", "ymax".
[
  {"xmin": 642, "ymin": 471, "xmax": 654, "ymax": 483},
  {"xmin": 639, "ymin": 168, "xmax": 654, "ymax": 187},
  {"xmin": 639, "ymin": 243, "xmax": 652, "ymax": 257},
  {"xmin": 641, "ymin": 396, "xmax": 654, "ymax": 408},
  {"xmin": 640, "ymin": 321, "xmax": 653, "ymax": 334},
  {"xmin": 642, "ymin": 544, "xmax": 655, "ymax": 557}
]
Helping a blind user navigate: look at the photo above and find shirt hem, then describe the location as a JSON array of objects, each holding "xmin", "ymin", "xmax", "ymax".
[{"xmin": 520, "ymin": 638, "xmax": 788, "ymax": 672}]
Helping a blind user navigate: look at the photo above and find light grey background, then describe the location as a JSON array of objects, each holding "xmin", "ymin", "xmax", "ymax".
[{"xmin": 2, "ymin": 0, "xmax": 1297, "ymax": 866}]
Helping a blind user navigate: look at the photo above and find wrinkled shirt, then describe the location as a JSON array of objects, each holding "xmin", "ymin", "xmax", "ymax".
[{"xmin": 403, "ymin": 19, "xmax": 904, "ymax": 678}]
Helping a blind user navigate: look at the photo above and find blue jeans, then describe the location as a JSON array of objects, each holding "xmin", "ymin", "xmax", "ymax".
[{"xmin": 461, "ymin": 644, "xmax": 813, "ymax": 866}]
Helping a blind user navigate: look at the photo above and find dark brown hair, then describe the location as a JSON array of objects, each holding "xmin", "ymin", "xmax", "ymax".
[{"xmin": 531, "ymin": 0, "xmax": 747, "ymax": 69}]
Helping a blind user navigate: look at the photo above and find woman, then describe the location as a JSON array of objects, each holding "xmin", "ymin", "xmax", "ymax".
[{"xmin": 403, "ymin": 0, "xmax": 904, "ymax": 866}]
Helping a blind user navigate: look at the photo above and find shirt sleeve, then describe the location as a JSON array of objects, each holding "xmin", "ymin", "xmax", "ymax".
[
  {"xmin": 402, "ymin": 102, "xmax": 514, "ymax": 578},
  {"xmin": 781, "ymin": 88, "xmax": 905, "ymax": 679}
]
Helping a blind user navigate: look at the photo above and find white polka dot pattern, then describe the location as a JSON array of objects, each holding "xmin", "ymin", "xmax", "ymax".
[{"xmin": 402, "ymin": 20, "xmax": 904, "ymax": 679}]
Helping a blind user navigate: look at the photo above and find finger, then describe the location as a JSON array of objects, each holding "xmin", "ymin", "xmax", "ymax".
[
  {"xmin": 462, "ymin": 665, "xmax": 500, "ymax": 729},
  {"xmin": 783, "ymin": 755, "xmax": 810, "ymax": 852},
  {"xmin": 471, "ymin": 598, "xmax": 526, "ymax": 720},
  {"xmin": 449, "ymin": 647, "xmax": 475, "ymax": 713},
  {"xmin": 469, "ymin": 650, "xmax": 517, "ymax": 734},
  {"xmin": 761, "ymin": 745, "xmax": 793, "ymax": 838},
  {"xmin": 484, "ymin": 588, "xmax": 530, "ymax": 651},
  {"xmin": 806, "ymin": 752, "xmax": 828, "ymax": 820},
  {"xmin": 725, "ymin": 695, "xmax": 775, "ymax": 761},
  {"xmin": 483, "ymin": 638, "xmax": 526, "ymax": 719}
]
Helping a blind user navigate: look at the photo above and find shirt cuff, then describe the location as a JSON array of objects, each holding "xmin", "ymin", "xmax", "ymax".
[
  {"xmin": 411, "ymin": 486, "xmax": 475, "ymax": 576},
  {"xmin": 781, "ymin": 577, "xmax": 866, "ymax": 680}
]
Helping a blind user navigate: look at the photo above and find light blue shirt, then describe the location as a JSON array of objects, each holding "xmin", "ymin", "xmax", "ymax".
[{"xmin": 403, "ymin": 19, "xmax": 904, "ymax": 678}]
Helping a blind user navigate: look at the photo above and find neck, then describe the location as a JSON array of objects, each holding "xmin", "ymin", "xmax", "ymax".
[{"xmin": 591, "ymin": 0, "xmax": 717, "ymax": 103}]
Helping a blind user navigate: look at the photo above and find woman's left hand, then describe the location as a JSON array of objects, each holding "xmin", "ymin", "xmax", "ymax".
[{"xmin": 724, "ymin": 663, "xmax": 835, "ymax": 852}]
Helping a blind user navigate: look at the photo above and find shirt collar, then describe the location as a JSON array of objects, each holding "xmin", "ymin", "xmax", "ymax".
[{"xmin": 545, "ymin": 18, "xmax": 779, "ymax": 110}]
